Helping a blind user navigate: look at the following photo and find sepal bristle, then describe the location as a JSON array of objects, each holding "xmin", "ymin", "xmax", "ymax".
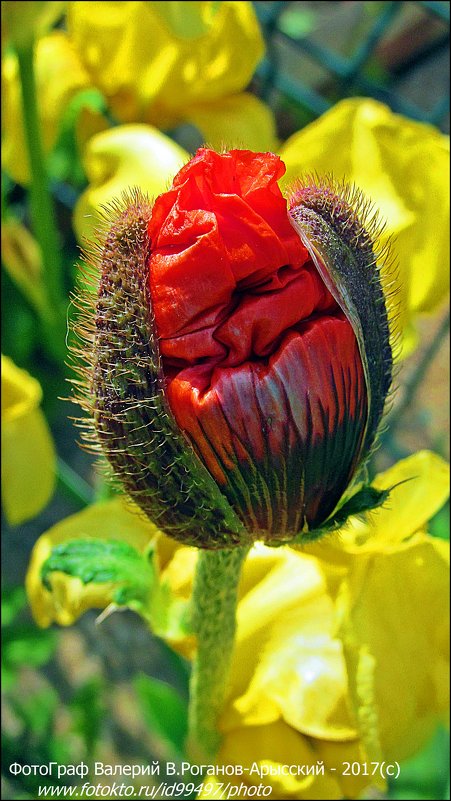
[
  {"xmin": 288, "ymin": 176, "xmax": 394, "ymax": 474},
  {"xmin": 70, "ymin": 189, "xmax": 246, "ymax": 549}
]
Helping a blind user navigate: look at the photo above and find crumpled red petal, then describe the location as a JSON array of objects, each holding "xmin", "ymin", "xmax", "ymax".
[{"xmin": 148, "ymin": 148, "xmax": 368, "ymax": 539}]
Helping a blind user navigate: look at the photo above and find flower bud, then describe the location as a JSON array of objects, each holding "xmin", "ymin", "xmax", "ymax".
[{"xmin": 76, "ymin": 149, "xmax": 392, "ymax": 549}]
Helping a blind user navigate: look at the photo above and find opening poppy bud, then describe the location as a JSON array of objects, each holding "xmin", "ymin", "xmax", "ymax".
[{"xmin": 77, "ymin": 149, "xmax": 392, "ymax": 549}]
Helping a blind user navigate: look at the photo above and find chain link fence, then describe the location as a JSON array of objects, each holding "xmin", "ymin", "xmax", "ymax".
[{"xmin": 252, "ymin": 1, "xmax": 449, "ymax": 133}]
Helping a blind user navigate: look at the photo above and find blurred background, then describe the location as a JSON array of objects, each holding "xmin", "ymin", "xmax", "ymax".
[{"xmin": 2, "ymin": 2, "xmax": 449, "ymax": 799}]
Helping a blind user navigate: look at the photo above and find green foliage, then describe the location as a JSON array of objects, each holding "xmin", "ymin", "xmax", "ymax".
[
  {"xmin": 429, "ymin": 501, "xmax": 450, "ymax": 541},
  {"xmin": 40, "ymin": 537, "xmax": 192, "ymax": 639},
  {"xmin": 293, "ymin": 483, "xmax": 391, "ymax": 544},
  {"xmin": 41, "ymin": 538, "xmax": 155, "ymax": 609},
  {"xmin": 69, "ymin": 678, "xmax": 106, "ymax": 756},
  {"xmin": 278, "ymin": 6, "xmax": 315, "ymax": 38},
  {"xmin": 4, "ymin": 685, "xmax": 78, "ymax": 798},
  {"xmin": 2, "ymin": 586, "xmax": 57, "ymax": 690},
  {"xmin": 388, "ymin": 728, "xmax": 450, "ymax": 801},
  {"xmin": 3, "ymin": 624, "xmax": 57, "ymax": 671},
  {"xmin": 49, "ymin": 87, "xmax": 107, "ymax": 186},
  {"xmin": 2, "ymin": 585, "xmax": 106, "ymax": 797},
  {"xmin": 1, "ymin": 270, "xmax": 39, "ymax": 365},
  {"xmin": 11, "ymin": 687, "xmax": 59, "ymax": 741},
  {"xmin": 2, "ymin": 586, "xmax": 27, "ymax": 627},
  {"xmin": 135, "ymin": 673, "xmax": 188, "ymax": 758}
]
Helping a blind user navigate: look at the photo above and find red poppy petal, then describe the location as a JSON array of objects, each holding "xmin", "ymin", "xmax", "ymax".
[
  {"xmin": 167, "ymin": 314, "xmax": 367, "ymax": 539},
  {"xmin": 149, "ymin": 148, "xmax": 311, "ymax": 364}
]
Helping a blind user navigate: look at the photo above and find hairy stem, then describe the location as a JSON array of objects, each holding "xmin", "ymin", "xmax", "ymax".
[
  {"xmin": 187, "ymin": 546, "xmax": 250, "ymax": 761},
  {"xmin": 16, "ymin": 41, "xmax": 66, "ymax": 360},
  {"xmin": 57, "ymin": 458, "xmax": 94, "ymax": 507}
]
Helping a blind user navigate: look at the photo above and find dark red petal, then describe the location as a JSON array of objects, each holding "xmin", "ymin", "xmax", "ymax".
[{"xmin": 167, "ymin": 314, "xmax": 368, "ymax": 541}]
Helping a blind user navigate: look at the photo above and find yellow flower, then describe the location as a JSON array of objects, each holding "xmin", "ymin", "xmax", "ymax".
[
  {"xmin": 278, "ymin": 98, "xmax": 450, "ymax": 356},
  {"xmin": 67, "ymin": 1, "xmax": 268, "ymax": 130},
  {"xmin": 72, "ymin": 99, "xmax": 278, "ymax": 242},
  {"xmin": 26, "ymin": 451, "xmax": 449, "ymax": 798},
  {"xmin": 26, "ymin": 496, "xmax": 161, "ymax": 627},
  {"xmin": 1, "ymin": 355, "xmax": 56, "ymax": 525},
  {"xmin": 72, "ymin": 98, "xmax": 448, "ymax": 355},
  {"xmin": 1, "ymin": 218, "xmax": 47, "ymax": 314},
  {"xmin": 2, "ymin": 1, "xmax": 66, "ymax": 49},
  {"xmin": 2, "ymin": 1, "xmax": 276, "ymax": 194},
  {"xmin": 73, "ymin": 124, "xmax": 189, "ymax": 243},
  {"xmin": 2, "ymin": 31, "xmax": 92, "ymax": 185},
  {"xmin": 205, "ymin": 456, "xmax": 449, "ymax": 796}
]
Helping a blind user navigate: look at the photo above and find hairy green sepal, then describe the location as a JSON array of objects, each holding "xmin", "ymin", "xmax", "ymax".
[
  {"xmin": 78, "ymin": 192, "xmax": 246, "ymax": 550},
  {"xmin": 289, "ymin": 180, "xmax": 393, "ymax": 466},
  {"xmin": 300, "ymin": 484, "xmax": 391, "ymax": 543}
]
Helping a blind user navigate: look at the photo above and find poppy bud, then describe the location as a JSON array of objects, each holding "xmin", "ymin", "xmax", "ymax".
[{"xmin": 76, "ymin": 149, "xmax": 392, "ymax": 549}]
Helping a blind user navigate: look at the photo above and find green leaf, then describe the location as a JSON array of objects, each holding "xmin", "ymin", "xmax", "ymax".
[
  {"xmin": 48, "ymin": 87, "xmax": 107, "ymax": 185},
  {"xmin": 329, "ymin": 485, "xmax": 391, "ymax": 523},
  {"xmin": 2, "ymin": 624, "xmax": 57, "ymax": 668},
  {"xmin": 41, "ymin": 538, "xmax": 155, "ymax": 610},
  {"xmin": 429, "ymin": 501, "xmax": 450, "ymax": 541},
  {"xmin": 69, "ymin": 678, "xmax": 105, "ymax": 755},
  {"xmin": 135, "ymin": 673, "xmax": 188, "ymax": 756},
  {"xmin": 12, "ymin": 687, "xmax": 58, "ymax": 738},
  {"xmin": 388, "ymin": 727, "xmax": 450, "ymax": 800},
  {"xmin": 279, "ymin": 6, "xmax": 315, "ymax": 38},
  {"xmin": 40, "ymin": 537, "xmax": 192, "ymax": 636},
  {"xmin": 1, "ymin": 585, "xmax": 27, "ymax": 626}
]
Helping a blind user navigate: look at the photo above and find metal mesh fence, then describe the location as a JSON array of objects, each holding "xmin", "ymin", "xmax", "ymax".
[{"xmin": 252, "ymin": 1, "xmax": 450, "ymax": 132}]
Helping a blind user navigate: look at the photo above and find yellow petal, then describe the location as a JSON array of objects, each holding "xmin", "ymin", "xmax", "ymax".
[
  {"xmin": 211, "ymin": 721, "xmax": 344, "ymax": 799},
  {"xmin": 2, "ymin": 407, "xmax": 55, "ymax": 526},
  {"xmin": 370, "ymin": 450, "xmax": 450, "ymax": 539},
  {"xmin": 2, "ymin": 354, "xmax": 42, "ymax": 420},
  {"xmin": 330, "ymin": 451, "xmax": 450, "ymax": 555},
  {"xmin": 26, "ymin": 497, "xmax": 159, "ymax": 627},
  {"xmin": 185, "ymin": 92, "xmax": 278, "ymax": 153},
  {"xmin": 279, "ymin": 98, "xmax": 450, "ymax": 347},
  {"xmin": 68, "ymin": 1, "xmax": 265, "ymax": 128},
  {"xmin": 73, "ymin": 124, "xmax": 189, "ymax": 243},
  {"xmin": 341, "ymin": 535, "xmax": 449, "ymax": 762},
  {"xmin": 1, "ymin": 219, "xmax": 48, "ymax": 313},
  {"xmin": 1, "ymin": 31, "xmax": 91, "ymax": 185},
  {"xmin": 298, "ymin": 452, "xmax": 450, "ymax": 762},
  {"xmin": 1, "ymin": 355, "xmax": 55, "ymax": 525},
  {"xmin": 314, "ymin": 737, "xmax": 385, "ymax": 797},
  {"xmin": 225, "ymin": 547, "xmax": 356, "ymax": 741},
  {"xmin": 159, "ymin": 546, "xmax": 198, "ymax": 601},
  {"xmin": 2, "ymin": 1, "xmax": 66, "ymax": 48}
]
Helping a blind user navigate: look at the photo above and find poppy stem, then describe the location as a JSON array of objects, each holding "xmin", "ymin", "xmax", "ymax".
[
  {"xmin": 16, "ymin": 40, "xmax": 66, "ymax": 362},
  {"xmin": 56, "ymin": 457, "xmax": 94, "ymax": 508},
  {"xmin": 187, "ymin": 545, "xmax": 250, "ymax": 761}
]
